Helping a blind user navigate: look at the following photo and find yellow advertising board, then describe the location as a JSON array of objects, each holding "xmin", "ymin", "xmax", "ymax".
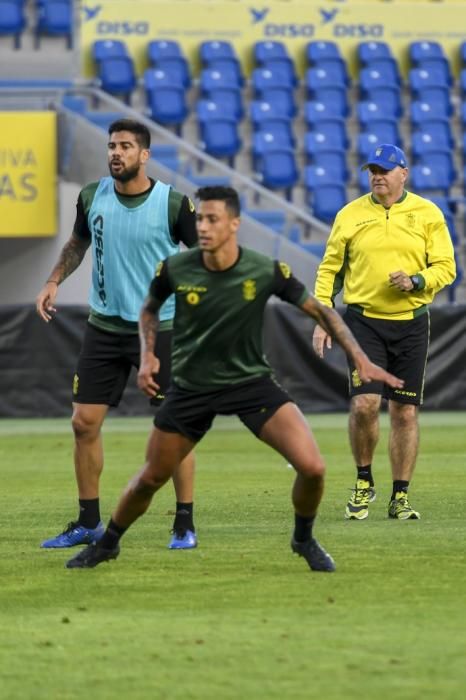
[
  {"xmin": 0, "ymin": 112, "xmax": 57, "ymax": 237},
  {"xmin": 80, "ymin": 0, "xmax": 466, "ymax": 78}
]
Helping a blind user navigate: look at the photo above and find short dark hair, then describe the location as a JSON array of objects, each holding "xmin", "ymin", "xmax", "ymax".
[
  {"xmin": 195, "ymin": 186, "xmax": 241, "ymax": 217},
  {"xmin": 108, "ymin": 119, "xmax": 151, "ymax": 149}
]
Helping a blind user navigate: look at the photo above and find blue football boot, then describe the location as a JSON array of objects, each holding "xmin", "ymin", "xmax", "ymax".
[
  {"xmin": 168, "ymin": 528, "xmax": 197, "ymax": 550},
  {"xmin": 41, "ymin": 521, "xmax": 105, "ymax": 548}
]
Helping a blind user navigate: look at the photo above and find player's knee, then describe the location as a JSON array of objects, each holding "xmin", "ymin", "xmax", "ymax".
[
  {"xmin": 352, "ymin": 394, "xmax": 380, "ymax": 422},
  {"xmin": 296, "ymin": 456, "xmax": 325, "ymax": 480},
  {"xmin": 391, "ymin": 403, "xmax": 417, "ymax": 428},
  {"xmin": 71, "ymin": 412, "xmax": 100, "ymax": 441}
]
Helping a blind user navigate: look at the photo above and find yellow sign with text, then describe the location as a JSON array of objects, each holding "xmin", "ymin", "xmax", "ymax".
[
  {"xmin": 0, "ymin": 112, "xmax": 57, "ymax": 237},
  {"xmin": 80, "ymin": 0, "xmax": 466, "ymax": 78}
]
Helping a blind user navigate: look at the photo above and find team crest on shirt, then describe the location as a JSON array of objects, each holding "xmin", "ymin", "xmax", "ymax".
[
  {"xmin": 188, "ymin": 198, "xmax": 195, "ymax": 212},
  {"xmin": 72, "ymin": 373, "xmax": 79, "ymax": 395},
  {"xmin": 351, "ymin": 369, "xmax": 362, "ymax": 388},
  {"xmin": 243, "ymin": 279, "xmax": 256, "ymax": 300},
  {"xmin": 279, "ymin": 262, "xmax": 291, "ymax": 279},
  {"xmin": 186, "ymin": 292, "xmax": 200, "ymax": 305},
  {"xmin": 406, "ymin": 212, "xmax": 415, "ymax": 228}
]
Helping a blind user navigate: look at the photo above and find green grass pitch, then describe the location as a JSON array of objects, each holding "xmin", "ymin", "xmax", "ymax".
[{"xmin": 0, "ymin": 412, "xmax": 465, "ymax": 699}]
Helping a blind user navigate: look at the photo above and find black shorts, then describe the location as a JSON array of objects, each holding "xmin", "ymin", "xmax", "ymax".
[
  {"xmin": 72, "ymin": 322, "xmax": 172, "ymax": 407},
  {"xmin": 154, "ymin": 375, "xmax": 293, "ymax": 442},
  {"xmin": 344, "ymin": 308, "xmax": 430, "ymax": 405}
]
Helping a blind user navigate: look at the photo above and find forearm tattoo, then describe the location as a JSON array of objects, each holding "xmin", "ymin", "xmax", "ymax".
[
  {"xmin": 50, "ymin": 237, "xmax": 89, "ymax": 284},
  {"xmin": 319, "ymin": 306, "xmax": 361, "ymax": 356},
  {"xmin": 139, "ymin": 305, "xmax": 160, "ymax": 354}
]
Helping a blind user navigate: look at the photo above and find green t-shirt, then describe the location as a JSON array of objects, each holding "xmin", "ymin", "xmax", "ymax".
[{"xmin": 149, "ymin": 247, "xmax": 309, "ymax": 390}]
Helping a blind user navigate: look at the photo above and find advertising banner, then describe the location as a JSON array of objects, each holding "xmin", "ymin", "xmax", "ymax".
[
  {"xmin": 0, "ymin": 112, "xmax": 57, "ymax": 237},
  {"xmin": 80, "ymin": 1, "xmax": 466, "ymax": 78}
]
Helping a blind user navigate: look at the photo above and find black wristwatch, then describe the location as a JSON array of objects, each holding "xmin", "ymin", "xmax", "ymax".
[{"xmin": 409, "ymin": 275, "xmax": 421, "ymax": 291}]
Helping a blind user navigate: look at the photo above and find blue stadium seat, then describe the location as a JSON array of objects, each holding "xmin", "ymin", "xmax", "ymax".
[
  {"xmin": 200, "ymin": 65, "xmax": 242, "ymax": 91},
  {"xmin": 304, "ymin": 131, "xmax": 344, "ymax": 156},
  {"xmin": 306, "ymin": 119, "xmax": 350, "ymax": 149},
  {"xmin": 357, "ymin": 132, "xmax": 382, "ymax": 161},
  {"xmin": 410, "ymin": 40, "xmax": 446, "ymax": 63},
  {"xmin": 97, "ymin": 56, "xmax": 136, "ymax": 104},
  {"xmin": 411, "ymin": 100, "xmax": 452, "ymax": 126},
  {"xmin": 305, "ymin": 86, "xmax": 349, "ymax": 118},
  {"xmin": 412, "ymin": 130, "xmax": 447, "ymax": 157},
  {"xmin": 197, "ymin": 99, "xmax": 227, "ymax": 123},
  {"xmin": 359, "ymin": 121, "xmax": 403, "ymax": 148},
  {"xmin": 201, "ymin": 87, "xmax": 243, "ymax": 120},
  {"xmin": 360, "ymin": 67, "xmax": 399, "ymax": 96},
  {"xmin": 409, "ymin": 67, "xmax": 451, "ymax": 97},
  {"xmin": 253, "ymin": 88, "xmax": 297, "ymax": 119},
  {"xmin": 304, "ymin": 164, "xmax": 341, "ymax": 189},
  {"xmin": 311, "ymin": 150, "xmax": 350, "ymax": 181},
  {"xmin": 147, "ymin": 87, "xmax": 188, "ymax": 135},
  {"xmin": 306, "ymin": 41, "xmax": 342, "ymax": 64},
  {"xmin": 252, "ymin": 130, "xmax": 295, "ymax": 169},
  {"xmin": 252, "ymin": 66, "xmax": 295, "ymax": 92},
  {"xmin": 151, "ymin": 57, "xmax": 191, "ymax": 88},
  {"xmin": 363, "ymin": 58, "xmax": 401, "ymax": 86},
  {"xmin": 416, "ymin": 150, "xmax": 456, "ymax": 184},
  {"xmin": 357, "ymin": 101, "xmax": 399, "ymax": 128},
  {"xmin": 304, "ymin": 99, "xmax": 348, "ymax": 123},
  {"xmin": 297, "ymin": 241, "xmax": 328, "ymax": 259},
  {"xmin": 358, "ymin": 167, "xmax": 372, "ymax": 193},
  {"xmin": 93, "ymin": 39, "xmax": 128, "ymax": 61},
  {"xmin": 306, "ymin": 66, "xmax": 347, "ymax": 92},
  {"xmin": 200, "ymin": 40, "xmax": 236, "ymax": 64},
  {"xmin": 412, "ymin": 118, "xmax": 454, "ymax": 148},
  {"xmin": 411, "ymin": 164, "xmax": 452, "ymax": 195},
  {"xmin": 199, "ymin": 117, "xmax": 242, "ymax": 166},
  {"xmin": 204, "ymin": 57, "xmax": 244, "ymax": 86},
  {"xmin": 250, "ymin": 99, "xmax": 291, "ymax": 127},
  {"xmin": 0, "ymin": 0, "xmax": 26, "ymax": 48},
  {"xmin": 256, "ymin": 148, "xmax": 299, "ymax": 200},
  {"xmin": 148, "ymin": 39, "xmax": 184, "ymax": 63},
  {"xmin": 144, "ymin": 67, "xmax": 182, "ymax": 92},
  {"xmin": 254, "ymin": 40, "xmax": 289, "ymax": 63},
  {"xmin": 361, "ymin": 87, "xmax": 403, "ymax": 117},
  {"xmin": 256, "ymin": 57, "xmax": 298, "ymax": 87},
  {"xmin": 358, "ymin": 41, "xmax": 393, "ymax": 65},
  {"xmin": 413, "ymin": 89, "xmax": 453, "ymax": 116},
  {"xmin": 244, "ymin": 209, "xmax": 286, "ymax": 233},
  {"xmin": 35, "ymin": 0, "xmax": 72, "ymax": 49},
  {"xmin": 305, "ymin": 181, "xmax": 347, "ymax": 224}
]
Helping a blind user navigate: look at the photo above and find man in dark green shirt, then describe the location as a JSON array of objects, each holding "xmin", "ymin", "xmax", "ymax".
[{"xmin": 66, "ymin": 186, "xmax": 403, "ymax": 573}]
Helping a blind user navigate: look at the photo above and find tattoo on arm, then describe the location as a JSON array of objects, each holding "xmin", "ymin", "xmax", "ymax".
[
  {"xmin": 49, "ymin": 235, "xmax": 90, "ymax": 284},
  {"xmin": 317, "ymin": 306, "xmax": 361, "ymax": 356},
  {"xmin": 139, "ymin": 300, "xmax": 160, "ymax": 354}
]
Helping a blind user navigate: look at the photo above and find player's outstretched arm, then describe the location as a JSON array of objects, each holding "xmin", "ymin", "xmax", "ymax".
[
  {"xmin": 300, "ymin": 296, "xmax": 404, "ymax": 389},
  {"xmin": 35, "ymin": 234, "xmax": 90, "ymax": 322}
]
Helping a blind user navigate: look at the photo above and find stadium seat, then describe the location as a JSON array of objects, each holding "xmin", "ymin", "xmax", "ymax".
[
  {"xmin": 151, "ymin": 57, "xmax": 191, "ymax": 88},
  {"xmin": 304, "ymin": 164, "xmax": 342, "ymax": 189},
  {"xmin": 199, "ymin": 117, "xmax": 242, "ymax": 166},
  {"xmin": 415, "ymin": 150, "xmax": 456, "ymax": 184},
  {"xmin": 252, "ymin": 66, "xmax": 295, "ymax": 92},
  {"xmin": 363, "ymin": 58, "xmax": 401, "ymax": 86},
  {"xmin": 361, "ymin": 87, "xmax": 403, "ymax": 118},
  {"xmin": 200, "ymin": 40, "xmax": 236, "ymax": 64},
  {"xmin": 200, "ymin": 65, "xmax": 242, "ymax": 91},
  {"xmin": 204, "ymin": 57, "xmax": 244, "ymax": 86},
  {"xmin": 304, "ymin": 99, "xmax": 347, "ymax": 123},
  {"xmin": 148, "ymin": 39, "xmax": 184, "ymax": 63},
  {"xmin": 306, "ymin": 119, "xmax": 350, "ymax": 149},
  {"xmin": 357, "ymin": 101, "xmax": 399, "ymax": 128},
  {"xmin": 244, "ymin": 209, "xmax": 286, "ymax": 233},
  {"xmin": 306, "ymin": 41, "xmax": 342, "ymax": 64},
  {"xmin": 147, "ymin": 86, "xmax": 188, "ymax": 135},
  {"xmin": 256, "ymin": 148, "xmax": 299, "ymax": 200},
  {"xmin": 306, "ymin": 86, "xmax": 349, "ymax": 118},
  {"xmin": 249, "ymin": 100, "xmax": 291, "ymax": 128},
  {"xmin": 256, "ymin": 57, "xmax": 298, "ymax": 87},
  {"xmin": 304, "ymin": 131, "xmax": 344, "ymax": 156},
  {"xmin": 252, "ymin": 127, "xmax": 295, "ymax": 169},
  {"xmin": 311, "ymin": 150, "xmax": 350, "ymax": 182},
  {"xmin": 411, "ymin": 100, "xmax": 452, "ymax": 126},
  {"xmin": 97, "ymin": 56, "xmax": 136, "ymax": 104},
  {"xmin": 409, "ymin": 41, "xmax": 452, "ymax": 83},
  {"xmin": 409, "ymin": 67, "xmax": 451, "ymax": 97},
  {"xmin": 410, "ymin": 164, "xmax": 452, "ymax": 195},
  {"xmin": 305, "ymin": 66, "xmax": 347, "ymax": 92},
  {"xmin": 297, "ymin": 241, "xmax": 328, "ymax": 259},
  {"xmin": 305, "ymin": 181, "xmax": 347, "ymax": 224},
  {"xmin": 200, "ymin": 87, "xmax": 243, "ymax": 120},
  {"xmin": 358, "ymin": 167, "xmax": 372, "ymax": 193},
  {"xmin": 360, "ymin": 67, "xmax": 399, "ymax": 96},
  {"xmin": 412, "ymin": 118, "xmax": 454, "ymax": 148},
  {"xmin": 412, "ymin": 130, "xmax": 447, "ymax": 157},
  {"xmin": 253, "ymin": 88, "xmax": 297, "ymax": 119},
  {"xmin": 254, "ymin": 40, "xmax": 289, "ymax": 63},
  {"xmin": 358, "ymin": 117, "xmax": 401, "ymax": 146},
  {"xmin": 93, "ymin": 39, "xmax": 128, "ymax": 61},
  {"xmin": 358, "ymin": 41, "xmax": 393, "ymax": 66},
  {"xmin": 35, "ymin": 0, "xmax": 73, "ymax": 49},
  {"xmin": 413, "ymin": 89, "xmax": 453, "ymax": 116},
  {"xmin": 0, "ymin": 0, "xmax": 26, "ymax": 48}
]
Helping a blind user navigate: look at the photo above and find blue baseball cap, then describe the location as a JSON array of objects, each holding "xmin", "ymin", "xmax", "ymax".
[{"xmin": 361, "ymin": 144, "xmax": 408, "ymax": 171}]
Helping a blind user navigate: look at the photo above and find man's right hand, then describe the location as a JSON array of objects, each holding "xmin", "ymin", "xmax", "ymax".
[
  {"xmin": 312, "ymin": 324, "xmax": 332, "ymax": 358},
  {"xmin": 36, "ymin": 282, "xmax": 58, "ymax": 322},
  {"xmin": 137, "ymin": 353, "xmax": 161, "ymax": 397}
]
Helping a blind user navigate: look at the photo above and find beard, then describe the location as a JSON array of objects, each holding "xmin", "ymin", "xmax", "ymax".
[{"xmin": 108, "ymin": 161, "xmax": 140, "ymax": 183}]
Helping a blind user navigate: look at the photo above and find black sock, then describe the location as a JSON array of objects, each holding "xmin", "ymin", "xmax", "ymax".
[
  {"xmin": 99, "ymin": 518, "xmax": 127, "ymax": 549},
  {"xmin": 78, "ymin": 498, "xmax": 101, "ymax": 528},
  {"xmin": 357, "ymin": 465, "xmax": 374, "ymax": 486},
  {"xmin": 392, "ymin": 480, "xmax": 409, "ymax": 499},
  {"xmin": 173, "ymin": 502, "xmax": 195, "ymax": 533},
  {"xmin": 293, "ymin": 514, "xmax": 315, "ymax": 543}
]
